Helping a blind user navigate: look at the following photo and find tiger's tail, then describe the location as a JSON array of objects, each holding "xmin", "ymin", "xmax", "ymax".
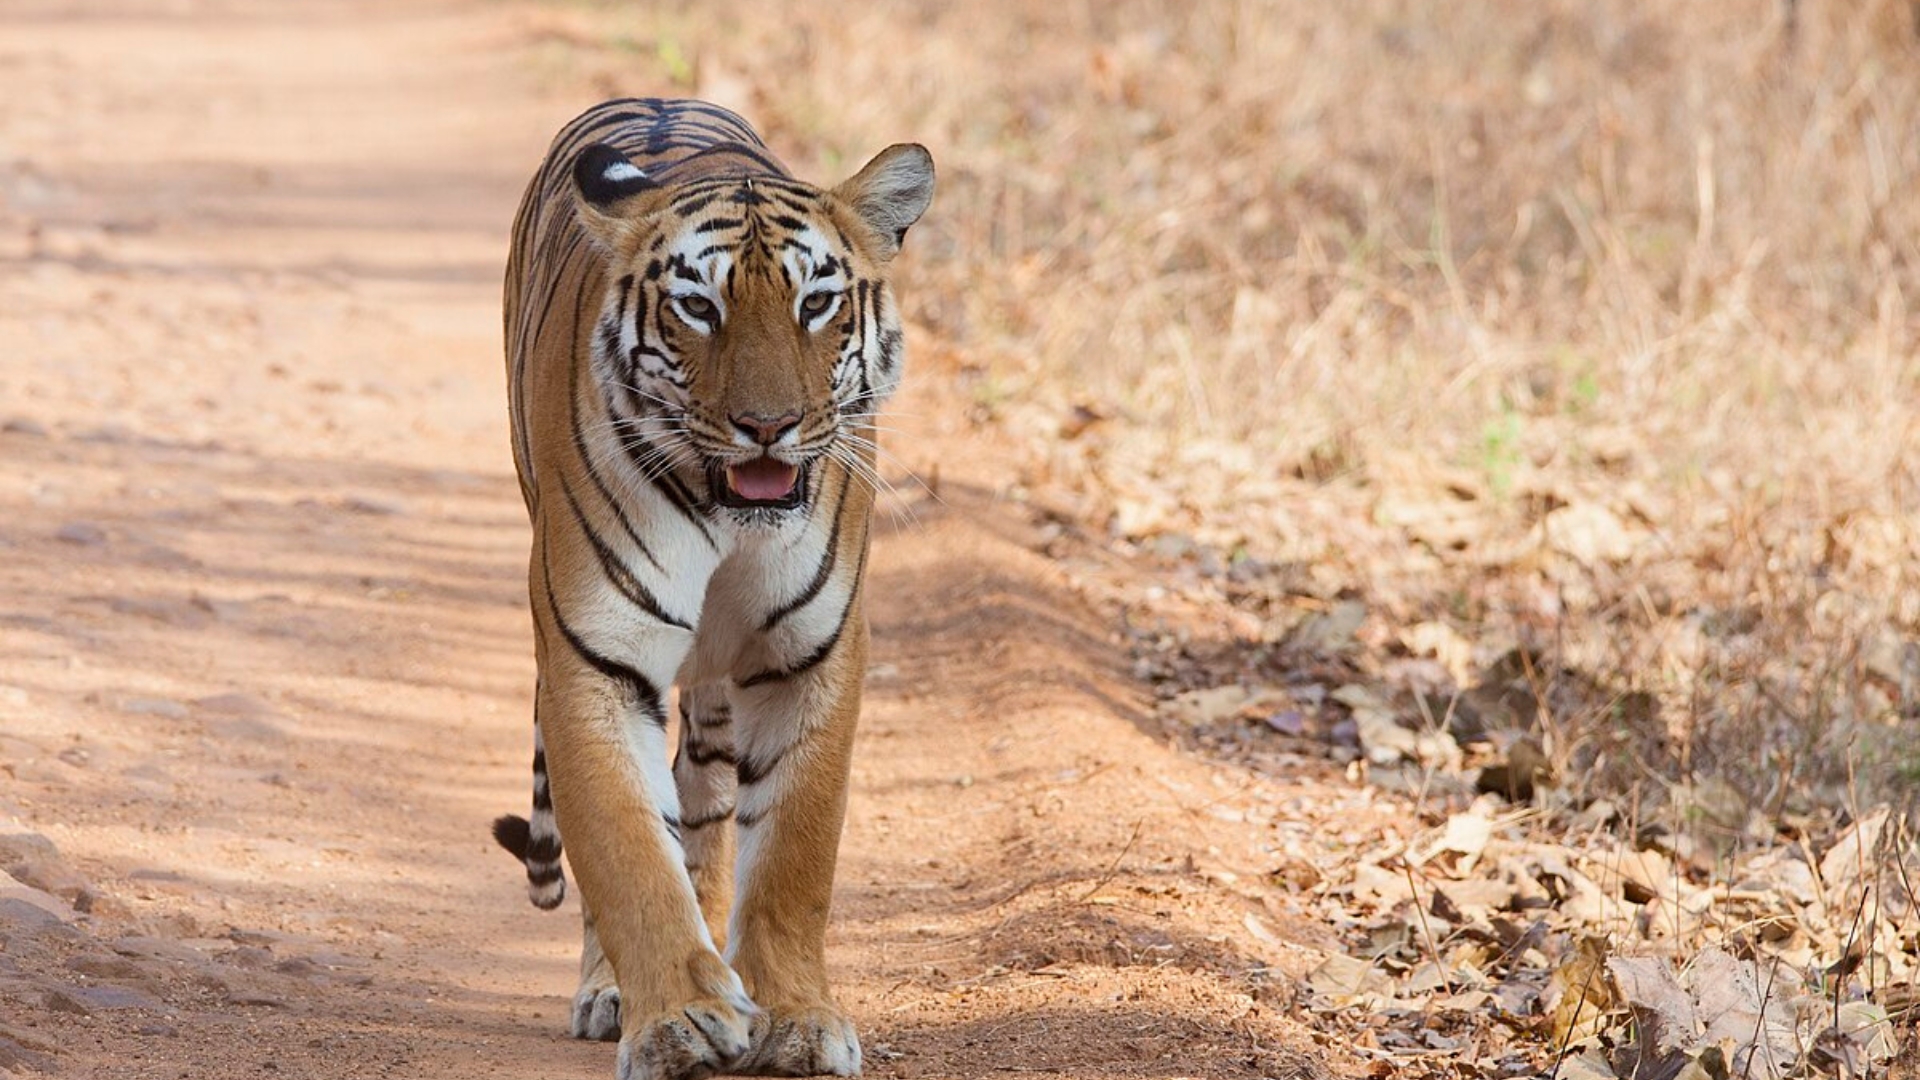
[{"xmin": 493, "ymin": 724, "xmax": 566, "ymax": 909}]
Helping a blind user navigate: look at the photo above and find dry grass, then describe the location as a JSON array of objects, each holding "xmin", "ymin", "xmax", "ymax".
[{"xmin": 523, "ymin": 0, "xmax": 1920, "ymax": 812}]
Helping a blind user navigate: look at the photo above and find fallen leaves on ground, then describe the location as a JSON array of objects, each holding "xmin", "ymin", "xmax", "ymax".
[{"xmin": 1292, "ymin": 796, "xmax": 1911, "ymax": 1077}]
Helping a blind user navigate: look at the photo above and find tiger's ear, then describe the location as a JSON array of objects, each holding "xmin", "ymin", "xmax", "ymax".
[
  {"xmin": 833, "ymin": 143, "xmax": 935, "ymax": 261},
  {"xmin": 572, "ymin": 143, "xmax": 662, "ymax": 249}
]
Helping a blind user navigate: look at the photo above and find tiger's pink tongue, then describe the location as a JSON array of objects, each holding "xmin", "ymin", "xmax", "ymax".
[{"xmin": 727, "ymin": 458, "xmax": 799, "ymax": 501}]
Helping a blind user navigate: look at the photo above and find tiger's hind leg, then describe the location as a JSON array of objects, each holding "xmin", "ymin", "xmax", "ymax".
[
  {"xmin": 674, "ymin": 684, "xmax": 738, "ymax": 949},
  {"xmin": 572, "ymin": 905, "xmax": 622, "ymax": 1040}
]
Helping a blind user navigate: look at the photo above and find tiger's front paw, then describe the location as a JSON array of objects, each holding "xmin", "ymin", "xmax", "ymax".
[
  {"xmin": 734, "ymin": 1004, "xmax": 861, "ymax": 1077},
  {"xmin": 614, "ymin": 957, "xmax": 759, "ymax": 1080}
]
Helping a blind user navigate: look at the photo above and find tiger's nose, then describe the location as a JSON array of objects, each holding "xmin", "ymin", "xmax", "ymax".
[{"xmin": 732, "ymin": 411, "xmax": 802, "ymax": 447}]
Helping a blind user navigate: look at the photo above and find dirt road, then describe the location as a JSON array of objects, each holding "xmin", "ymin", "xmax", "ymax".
[{"xmin": 0, "ymin": 2, "xmax": 1340, "ymax": 1076}]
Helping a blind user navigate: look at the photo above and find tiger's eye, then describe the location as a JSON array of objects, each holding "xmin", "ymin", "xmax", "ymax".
[
  {"xmin": 800, "ymin": 292, "xmax": 835, "ymax": 318},
  {"xmin": 679, "ymin": 295, "xmax": 718, "ymax": 322}
]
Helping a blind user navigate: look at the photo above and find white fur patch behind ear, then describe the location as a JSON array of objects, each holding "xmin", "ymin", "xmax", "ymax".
[
  {"xmin": 575, "ymin": 143, "xmax": 658, "ymax": 208},
  {"xmin": 834, "ymin": 143, "xmax": 935, "ymax": 260},
  {"xmin": 573, "ymin": 143, "xmax": 662, "ymax": 251}
]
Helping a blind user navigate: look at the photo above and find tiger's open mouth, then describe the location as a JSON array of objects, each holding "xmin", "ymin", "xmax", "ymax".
[{"xmin": 712, "ymin": 457, "xmax": 808, "ymax": 510}]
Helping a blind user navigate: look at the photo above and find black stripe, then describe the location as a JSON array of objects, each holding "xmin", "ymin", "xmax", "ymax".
[
  {"xmin": 541, "ymin": 558, "xmax": 666, "ymax": 725},
  {"xmin": 629, "ymin": 296, "xmax": 689, "ymax": 389},
  {"xmin": 531, "ymin": 746, "xmax": 552, "ymax": 810},
  {"xmin": 682, "ymin": 741, "xmax": 737, "ymax": 767},
  {"xmin": 682, "ymin": 805, "xmax": 734, "ymax": 830},
  {"xmin": 645, "ymin": 467, "xmax": 717, "ymax": 548},
  {"xmin": 872, "ymin": 287, "xmax": 901, "ymax": 377},
  {"xmin": 678, "ymin": 697, "xmax": 733, "ymax": 729},
  {"xmin": 737, "ymin": 752, "xmax": 775, "ymax": 787},
  {"xmin": 567, "ymin": 342, "xmax": 666, "ymax": 573},
  {"xmin": 738, "ymin": 532, "xmax": 870, "ymax": 689},
  {"xmin": 761, "ymin": 474, "xmax": 851, "ymax": 631},
  {"xmin": 528, "ymin": 864, "xmax": 565, "ymax": 885},
  {"xmin": 509, "ymin": 226, "xmax": 594, "ymax": 506},
  {"xmin": 561, "ymin": 475, "xmax": 693, "ymax": 631},
  {"xmin": 848, "ymin": 279, "xmax": 872, "ymax": 389},
  {"xmin": 671, "ymin": 192, "xmax": 723, "ymax": 217}
]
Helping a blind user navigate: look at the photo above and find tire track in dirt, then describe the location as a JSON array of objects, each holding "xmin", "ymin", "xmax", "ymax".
[{"xmin": 0, "ymin": 2, "xmax": 1349, "ymax": 1076}]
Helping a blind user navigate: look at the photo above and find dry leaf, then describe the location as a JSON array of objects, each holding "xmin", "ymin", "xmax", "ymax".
[
  {"xmin": 1376, "ymin": 492, "xmax": 1484, "ymax": 552},
  {"xmin": 1546, "ymin": 936, "xmax": 1616, "ymax": 1046},
  {"xmin": 1540, "ymin": 501, "xmax": 1642, "ymax": 566},
  {"xmin": 1836, "ymin": 1000, "xmax": 1898, "ymax": 1062},
  {"xmin": 1430, "ymin": 989, "xmax": 1491, "ymax": 1013},
  {"xmin": 1607, "ymin": 955, "xmax": 1697, "ymax": 1074},
  {"xmin": 1334, "ymin": 684, "xmax": 1462, "ymax": 770},
  {"xmin": 1163, "ymin": 685, "xmax": 1248, "ymax": 726},
  {"xmin": 1551, "ymin": 1049, "xmax": 1617, "ymax": 1080},
  {"xmin": 1399, "ymin": 620, "xmax": 1475, "ymax": 686},
  {"xmin": 1241, "ymin": 912, "xmax": 1281, "ymax": 948},
  {"xmin": 1162, "ymin": 684, "xmax": 1290, "ymax": 727},
  {"xmin": 1819, "ymin": 805, "xmax": 1891, "ymax": 897},
  {"xmin": 1306, "ymin": 951, "xmax": 1393, "ymax": 1005},
  {"xmin": 1434, "ymin": 878, "xmax": 1517, "ymax": 918},
  {"xmin": 1346, "ymin": 861, "xmax": 1420, "ymax": 908},
  {"xmin": 1286, "ymin": 600, "xmax": 1366, "ymax": 654},
  {"xmin": 1409, "ymin": 800, "xmax": 1497, "ymax": 873},
  {"xmin": 1684, "ymin": 948, "xmax": 1813, "ymax": 1079},
  {"xmin": 1403, "ymin": 959, "xmax": 1453, "ymax": 996}
]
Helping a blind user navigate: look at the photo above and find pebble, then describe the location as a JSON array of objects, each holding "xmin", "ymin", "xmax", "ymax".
[
  {"xmin": 272, "ymin": 956, "xmax": 321, "ymax": 978},
  {"xmin": 122, "ymin": 696, "xmax": 189, "ymax": 719},
  {"xmin": 6, "ymin": 854, "xmax": 92, "ymax": 906},
  {"xmin": 0, "ymin": 1033, "xmax": 57, "ymax": 1073},
  {"xmin": 54, "ymin": 522, "xmax": 107, "ymax": 545},
  {"xmin": 194, "ymin": 693, "xmax": 284, "ymax": 741},
  {"xmin": 0, "ymin": 832, "xmax": 59, "ymax": 867},
  {"xmin": 341, "ymin": 494, "xmax": 405, "ymax": 516},
  {"xmin": 110, "ymin": 935, "xmax": 206, "ymax": 965},
  {"xmin": 222, "ymin": 945, "xmax": 274, "ymax": 969},
  {"xmin": 109, "ymin": 596, "xmax": 213, "ymax": 629},
  {"xmin": 194, "ymin": 692, "xmax": 277, "ymax": 717},
  {"xmin": 0, "ymin": 892, "xmax": 75, "ymax": 929},
  {"xmin": 65, "ymin": 953, "xmax": 146, "ymax": 980},
  {"xmin": 0, "ymin": 833, "xmax": 93, "ymax": 909},
  {"xmin": 73, "ymin": 424, "xmax": 137, "ymax": 445},
  {"xmin": 43, "ymin": 983, "xmax": 165, "ymax": 1013}
]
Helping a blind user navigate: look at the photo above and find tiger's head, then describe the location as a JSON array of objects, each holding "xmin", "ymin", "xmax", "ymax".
[{"xmin": 571, "ymin": 141, "xmax": 935, "ymax": 522}]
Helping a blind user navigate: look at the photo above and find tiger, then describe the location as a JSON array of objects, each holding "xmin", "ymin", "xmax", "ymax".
[{"xmin": 490, "ymin": 97, "xmax": 933, "ymax": 1080}]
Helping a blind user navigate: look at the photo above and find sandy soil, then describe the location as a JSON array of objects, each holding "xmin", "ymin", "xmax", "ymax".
[{"xmin": 0, "ymin": 2, "xmax": 1359, "ymax": 1076}]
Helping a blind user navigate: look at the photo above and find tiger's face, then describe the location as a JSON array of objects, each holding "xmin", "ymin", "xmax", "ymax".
[{"xmin": 572, "ymin": 143, "xmax": 934, "ymax": 522}]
